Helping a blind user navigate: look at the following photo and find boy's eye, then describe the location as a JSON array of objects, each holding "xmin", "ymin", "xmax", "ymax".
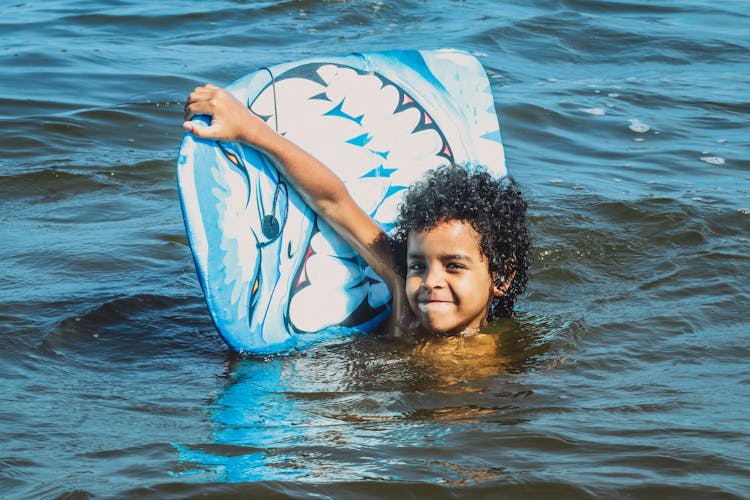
[
  {"xmin": 446, "ymin": 262, "xmax": 465, "ymax": 271},
  {"xmin": 408, "ymin": 262, "xmax": 425, "ymax": 272}
]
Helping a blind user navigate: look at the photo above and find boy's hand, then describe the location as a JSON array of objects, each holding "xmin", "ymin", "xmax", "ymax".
[{"xmin": 182, "ymin": 84, "xmax": 264, "ymax": 143}]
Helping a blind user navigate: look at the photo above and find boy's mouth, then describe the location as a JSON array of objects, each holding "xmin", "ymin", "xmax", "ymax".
[
  {"xmin": 417, "ymin": 298, "xmax": 455, "ymax": 312},
  {"xmin": 418, "ymin": 294, "xmax": 453, "ymax": 303}
]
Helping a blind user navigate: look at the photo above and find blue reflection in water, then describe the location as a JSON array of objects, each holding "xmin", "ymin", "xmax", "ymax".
[
  {"xmin": 173, "ymin": 329, "xmax": 376, "ymax": 481},
  {"xmin": 174, "ymin": 359, "xmax": 308, "ymax": 481}
]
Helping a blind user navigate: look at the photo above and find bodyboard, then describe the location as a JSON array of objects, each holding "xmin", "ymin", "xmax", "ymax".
[{"xmin": 177, "ymin": 49, "xmax": 506, "ymax": 353}]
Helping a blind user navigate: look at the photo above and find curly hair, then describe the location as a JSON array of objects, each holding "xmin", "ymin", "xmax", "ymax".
[{"xmin": 391, "ymin": 164, "xmax": 531, "ymax": 319}]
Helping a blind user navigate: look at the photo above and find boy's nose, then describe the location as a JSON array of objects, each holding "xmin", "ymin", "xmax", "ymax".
[{"xmin": 422, "ymin": 266, "xmax": 445, "ymax": 289}]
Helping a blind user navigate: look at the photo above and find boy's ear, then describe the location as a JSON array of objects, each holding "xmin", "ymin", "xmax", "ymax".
[{"xmin": 492, "ymin": 270, "xmax": 517, "ymax": 297}]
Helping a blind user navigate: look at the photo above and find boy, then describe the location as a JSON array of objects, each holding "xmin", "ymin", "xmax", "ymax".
[{"xmin": 183, "ymin": 84, "xmax": 530, "ymax": 339}]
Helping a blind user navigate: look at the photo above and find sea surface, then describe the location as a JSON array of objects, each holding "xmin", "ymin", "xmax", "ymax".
[{"xmin": 1, "ymin": 1, "xmax": 749, "ymax": 498}]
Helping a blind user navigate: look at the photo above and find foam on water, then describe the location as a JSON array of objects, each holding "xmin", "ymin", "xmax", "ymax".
[
  {"xmin": 700, "ymin": 155, "xmax": 726, "ymax": 165},
  {"xmin": 581, "ymin": 107, "xmax": 606, "ymax": 115},
  {"xmin": 627, "ymin": 118, "xmax": 651, "ymax": 133}
]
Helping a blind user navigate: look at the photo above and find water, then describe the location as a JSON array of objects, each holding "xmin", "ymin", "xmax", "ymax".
[{"xmin": 2, "ymin": 1, "xmax": 749, "ymax": 497}]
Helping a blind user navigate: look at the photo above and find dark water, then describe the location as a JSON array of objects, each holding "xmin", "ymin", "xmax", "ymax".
[{"xmin": 2, "ymin": 1, "xmax": 749, "ymax": 498}]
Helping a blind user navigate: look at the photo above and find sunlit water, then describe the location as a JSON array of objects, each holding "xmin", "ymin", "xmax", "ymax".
[{"xmin": 1, "ymin": 1, "xmax": 749, "ymax": 498}]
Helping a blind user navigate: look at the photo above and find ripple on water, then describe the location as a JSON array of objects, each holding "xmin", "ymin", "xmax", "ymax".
[{"xmin": 41, "ymin": 294, "xmax": 224, "ymax": 370}]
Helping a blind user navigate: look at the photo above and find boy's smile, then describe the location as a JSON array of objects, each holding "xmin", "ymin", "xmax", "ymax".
[{"xmin": 405, "ymin": 220, "xmax": 500, "ymax": 336}]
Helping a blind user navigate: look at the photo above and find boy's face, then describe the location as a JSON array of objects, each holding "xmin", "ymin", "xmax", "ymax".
[{"xmin": 405, "ymin": 220, "xmax": 500, "ymax": 336}]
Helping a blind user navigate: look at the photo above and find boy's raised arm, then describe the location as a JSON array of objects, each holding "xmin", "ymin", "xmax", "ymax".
[{"xmin": 183, "ymin": 85, "xmax": 406, "ymax": 312}]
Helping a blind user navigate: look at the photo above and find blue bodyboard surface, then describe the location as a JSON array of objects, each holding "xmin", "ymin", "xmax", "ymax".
[{"xmin": 177, "ymin": 49, "xmax": 506, "ymax": 353}]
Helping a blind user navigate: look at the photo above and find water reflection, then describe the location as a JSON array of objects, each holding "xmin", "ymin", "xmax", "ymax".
[
  {"xmin": 173, "ymin": 311, "xmax": 576, "ymax": 482},
  {"xmin": 412, "ymin": 333, "xmax": 509, "ymax": 387}
]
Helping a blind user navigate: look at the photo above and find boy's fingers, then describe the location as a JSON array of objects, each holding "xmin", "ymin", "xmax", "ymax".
[
  {"xmin": 183, "ymin": 99, "xmax": 213, "ymax": 120},
  {"xmin": 183, "ymin": 105, "xmax": 199, "ymax": 122},
  {"xmin": 183, "ymin": 121, "xmax": 220, "ymax": 139},
  {"xmin": 184, "ymin": 87, "xmax": 218, "ymax": 111},
  {"xmin": 182, "ymin": 85, "xmax": 235, "ymax": 138},
  {"xmin": 184, "ymin": 121, "xmax": 205, "ymax": 137}
]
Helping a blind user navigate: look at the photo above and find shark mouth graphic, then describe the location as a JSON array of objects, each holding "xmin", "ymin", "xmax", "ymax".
[{"xmin": 243, "ymin": 63, "xmax": 455, "ymax": 337}]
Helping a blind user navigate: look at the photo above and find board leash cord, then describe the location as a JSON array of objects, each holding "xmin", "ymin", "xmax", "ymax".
[{"xmin": 259, "ymin": 66, "xmax": 282, "ymax": 242}]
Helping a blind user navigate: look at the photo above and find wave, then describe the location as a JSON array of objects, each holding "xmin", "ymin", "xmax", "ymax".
[{"xmin": 41, "ymin": 293, "xmax": 225, "ymax": 369}]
